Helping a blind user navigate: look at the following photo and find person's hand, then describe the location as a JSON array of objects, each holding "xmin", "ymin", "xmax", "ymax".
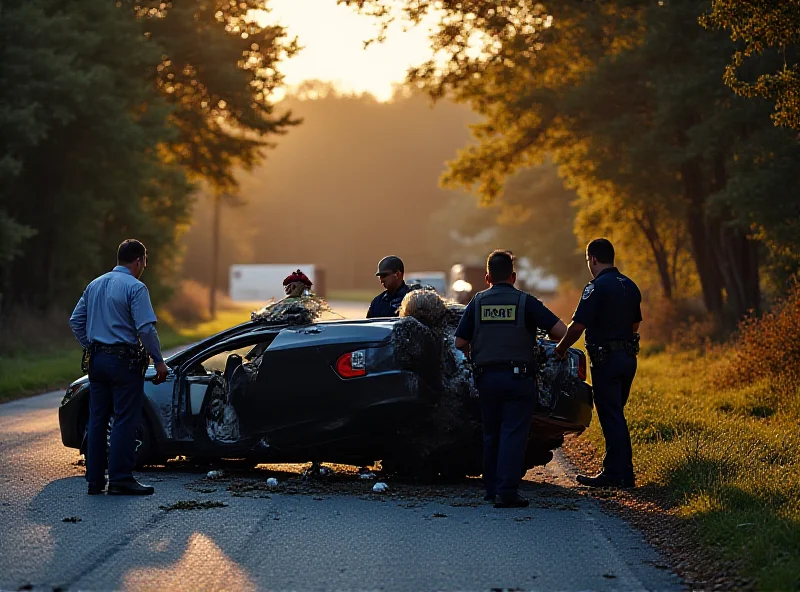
[{"xmin": 153, "ymin": 362, "xmax": 169, "ymax": 385}]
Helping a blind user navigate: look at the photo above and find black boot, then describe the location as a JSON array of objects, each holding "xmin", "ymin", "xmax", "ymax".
[
  {"xmin": 107, "ymin": 478, "xmax": 155, "ymax": 496},
  {"xmin": 576, "ymin": 472, "xmax": 635, "ymax": 489},
  {"xmin": 494, "ymin": 494, "xmax": 529, "ymax": 508},
  {"xmin": 87, "ymin": 481, "xmax": 106, "ymax": 495}
]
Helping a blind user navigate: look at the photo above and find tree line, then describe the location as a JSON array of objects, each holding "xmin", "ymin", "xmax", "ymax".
[
  {"xmin": 0, "ymin": 0, "xmax": 297, "ymax": 311},
  {"xmin": 344, "ymin": 0, "xmax": 800, "ymax": 323}
]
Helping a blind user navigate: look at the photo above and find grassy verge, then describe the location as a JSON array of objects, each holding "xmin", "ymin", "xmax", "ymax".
[
  {"xmin": 0, "ymin": 306, "xmax": 254, "ymax": 403},
  {"xmin": 578, "ymin": 348, "xmax": 799, "ymax": 590}
]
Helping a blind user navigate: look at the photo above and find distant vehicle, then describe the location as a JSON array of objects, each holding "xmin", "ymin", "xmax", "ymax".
[
  {"xmin": 229, "ymin": 264, "xmax": 326, "ymax": 302},
  {"xmin": 59, "ymin": 309, "xmax": 592, "ymax": 478},
  {"xmin": 448, "ymin": 264, "xmax": 487, "ymax": 304},
  {"xmin": 405, "ymin": 271, "xmax": 447, "ymax": 295},
  {"xmin": 448, "ymin": 261, "xmax": 560, "ymax": 304}
]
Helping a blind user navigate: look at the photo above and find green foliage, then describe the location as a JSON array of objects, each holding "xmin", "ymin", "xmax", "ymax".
[
  {"xmin": 133, "ymin": 1, "xmax": 301, "ymax": 189},
  {"xmin": 345, "ymin": 0, "xmax": 800, "ymax": 318},
  {"xmin": 702, "ymin": 0, "xmax": 800, "ymax": 130},
  {"xmin": 0, "ymin": 0, "xmax": 295, "ymax": 311}
]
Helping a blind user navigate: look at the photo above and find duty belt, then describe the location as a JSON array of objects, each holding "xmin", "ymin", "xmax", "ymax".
[
  {"xmin": 91, "ymin": 343, "xmax": 136, "ymax": 355},
  {"xmin": 586, "ymin": 335, "xmax": 640, "ymax": 365},
  {"xmin": 86, "ymin": 341, "xmax": 149, "ymax": 376},
  {"xmin": 474, "ymin": 361, "xmax": 534, "ymax": 377}
]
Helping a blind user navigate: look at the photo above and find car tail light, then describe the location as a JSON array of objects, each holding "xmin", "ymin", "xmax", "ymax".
[
  {"xmin": 577, "ymin": 352, "xmax": 587, "ymax": 381},
  {"xmin": 335, "ymin": 350, "xmax": 366, "ymax": 378}
]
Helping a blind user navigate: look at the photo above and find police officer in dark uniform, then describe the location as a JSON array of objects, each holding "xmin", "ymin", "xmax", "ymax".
[
  {"xmin": 69, "ymin": 239, "xmax": 169, "ymax": 496},
  {"xmin": 553, "ymin": 238, "xmax": 642, "ymax": 488},
  {"xmin": 455, "ymin": 250, "xmax": 567, "ymax": 508},
  {"xmin": 366, "ymin": 255, "xmax": 411, "ymax": 318}
]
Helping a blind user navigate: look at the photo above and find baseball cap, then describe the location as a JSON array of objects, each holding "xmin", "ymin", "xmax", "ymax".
[{"xmin": 375, "ymin": 255, "xmax": 404, "ymax": 276}]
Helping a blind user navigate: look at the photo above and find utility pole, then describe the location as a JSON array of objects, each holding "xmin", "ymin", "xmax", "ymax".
[{"xmin": 210, "ymin": 192, "xmax": 222, "ymax": 320}]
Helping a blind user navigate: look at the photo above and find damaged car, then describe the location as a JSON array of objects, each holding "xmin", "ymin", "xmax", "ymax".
[{"xmin": 59, "ymin": 297, "xmax": 592, "ymax": 479}]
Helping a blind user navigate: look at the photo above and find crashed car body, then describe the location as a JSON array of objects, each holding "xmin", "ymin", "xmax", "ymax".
[{"xmin": 59, "ymin": 311, "xmax": 592, "ymax": 477}]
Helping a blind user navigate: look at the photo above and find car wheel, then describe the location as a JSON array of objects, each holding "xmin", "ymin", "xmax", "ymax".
[{"xmin": 79, "ymin": 413, "xmax": 160, "ymax": 468}]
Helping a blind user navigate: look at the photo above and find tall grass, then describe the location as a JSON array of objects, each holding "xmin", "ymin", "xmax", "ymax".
[{"xmin": 580, "ymin": 285, "xmax": 800, "ymax": 590}]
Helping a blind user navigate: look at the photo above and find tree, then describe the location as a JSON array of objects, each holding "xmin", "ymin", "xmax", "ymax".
[
  {"xmin": 133, "ymin": 1, "xmax": 301, "ymax": 190},
  {"xmin": 0, "ymin": 0, "xmax": 298, "ymax": 311},
  {"xmin": 345, "ymin": 0, "xmax": 800, "ymax": 320},
  {"xmin": 702, "ymin": 0, "xmax": 800, "ymax": 130}
]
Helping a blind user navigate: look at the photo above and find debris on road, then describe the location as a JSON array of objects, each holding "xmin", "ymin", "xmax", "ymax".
[
  {"xmin": 266, "ymin": 477, "xmax": 279, "ymax": 488},
  {"xmin": 431, "ymin": 512, "xmax": 447, "ymax": 518},
  {"xmin": 206, "ymin": 470, "xmax": 225, "ymax": 479},
  {"xmin": 372, "ymin": 482, "xmax": 389, "ymax": 493},
  {"xmin": 359, "ymin": 472, "xmax": 377, "ymax": 480},
  {"xmin": 62, "ymin": 516, "xmax": 82, "ymax": 523},
  {"xmin": 159, "ymin": 500, "xmax": 228, "ymax": 512}
]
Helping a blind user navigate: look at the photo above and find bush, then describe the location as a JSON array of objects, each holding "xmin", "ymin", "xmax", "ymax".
[
  {"xmin": 0, "ymin": 306, "xmax": 75, "ymax": 355},
  {"xmin": 160, "ymin": 280, "xmax": 232, "ymax": 325},
  {"xmin": 711, "ymin": 280, "xmax": 800, "ymax": 406}
]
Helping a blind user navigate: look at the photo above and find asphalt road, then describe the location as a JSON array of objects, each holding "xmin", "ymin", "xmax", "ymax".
[{"xmin": 0, "ymin": 300, "xmax": 682, "ymax": 591}]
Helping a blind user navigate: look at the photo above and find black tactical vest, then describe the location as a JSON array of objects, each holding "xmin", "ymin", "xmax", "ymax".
[{"xmin": 471, "ymin": 285, "xmax": 536, "ymax": 367}]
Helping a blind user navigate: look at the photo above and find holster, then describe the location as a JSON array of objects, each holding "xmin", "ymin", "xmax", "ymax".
[
  {"xmin": 130, "ymin": 342, "xmax": 149, "ymax": 377},
  {"xmin": 81, "ymin": 347, "xmax": 91, "ymax": 374}
]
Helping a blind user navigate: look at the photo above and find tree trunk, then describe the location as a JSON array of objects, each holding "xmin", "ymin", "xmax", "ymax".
[
  {"xmin": 681, "ymin": 160, "xmax": 724, "ymax": 315},
  {"xmin": 633, "ymin": 211, "xmax": 673, "ymax": 300}
]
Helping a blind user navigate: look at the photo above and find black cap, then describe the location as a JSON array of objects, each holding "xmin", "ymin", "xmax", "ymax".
[{"xmin": 375, "ymin": 255, "xmax": 404, "ymax": 276}]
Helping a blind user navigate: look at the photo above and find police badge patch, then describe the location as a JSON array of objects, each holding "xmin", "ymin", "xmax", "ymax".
[{"xmin": 582, "ymin": 284, "xmax": 595, "ymax": 300}]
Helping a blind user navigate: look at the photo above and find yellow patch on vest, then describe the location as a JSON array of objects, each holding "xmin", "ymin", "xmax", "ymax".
[{"xmin": 480, "ymin": 304, "xmax": 517, "ymax": 321}]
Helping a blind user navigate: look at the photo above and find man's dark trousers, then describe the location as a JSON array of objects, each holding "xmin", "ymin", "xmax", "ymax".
[
  {"xmin": 86, "ymin": 350, "xmax": 145, "ymax": 485},
  {"xmin": 477, "ymin": 369, "xmax": 536, "ymax": 499},
  {"xmin": 590, "ymin": 350, "xmax": 637, "ymax": 481}
]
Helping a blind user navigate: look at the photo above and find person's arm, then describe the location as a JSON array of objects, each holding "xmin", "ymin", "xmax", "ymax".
[
  {"xmin": 366, "ymin": 298, "xmax": 376, "ymax": 319},
  {"xmin": 138, "ymin": 322, "xmax": 164, "ymax": 365},
  {"xmin": 527, "ymin": 296, "xmax": 566, "ymax": 341},
  {"xmin": 554, "ymin": 321, "xmax": 586, "ymax": 358},
  {"xmin": 69, "ymin": 294, "xmax": 89, "ymax": 348},
  {"xmin": 454, "ymin": 299, "xmax": 476, "ymax": 357},
  {"xmin": 548, "ymin": 319, "xmax": 568, "ymax": 341},
  {"xmin": 553, "ymin": 283, "xmax": 596, "ymax": 358},
  {"xmin": 131, "ymin": 285, "xmax": 167, "ymax": 383}
]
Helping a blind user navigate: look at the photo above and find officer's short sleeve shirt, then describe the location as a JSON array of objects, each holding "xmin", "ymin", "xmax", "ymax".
[
  {"xmin": 455, "ymin": 284, "xmax": 559, "ymax": 341},
  {"xmin": 573, "ymin": 268, "xmax": 642, "ymax": 343}
]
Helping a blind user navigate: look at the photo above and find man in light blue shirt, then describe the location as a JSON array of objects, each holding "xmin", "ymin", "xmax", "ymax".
[{"xmin": 69, "ymin": 239, "xmax": 167, "ymax": 496}]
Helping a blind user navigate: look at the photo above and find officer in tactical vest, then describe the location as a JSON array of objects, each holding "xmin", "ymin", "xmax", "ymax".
[
  {"xmin": 553, "ymin": 238, "xmax": 642, "ymax": 488},
  {"xmin": 455, "ymin": 250, "xmax": 567, "ymax": 508}
]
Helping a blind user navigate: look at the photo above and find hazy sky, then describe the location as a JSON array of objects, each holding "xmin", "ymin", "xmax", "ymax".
[{"xmin": 255, "ymin": 0, "xmax": 439, "ymax": 101}]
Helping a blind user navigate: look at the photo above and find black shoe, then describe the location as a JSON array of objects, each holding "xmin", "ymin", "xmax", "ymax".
[
  {"xmin": 576, "ymin": 472, "xmax": 635, "ymax": 489},
  {"xmin": 87, "ymin": 481, "xmax": 106, "ymax": 495},
  {"xmin": 494, "ymin": 494, "xmax": 529, "ymax": 508},
  {"xmin": 107, "ymin": 478, "xmax": 155, "ymax": 496},
  {"xmin": 483, "ymin": 494, "xmax": 496, "ymax": 502}
]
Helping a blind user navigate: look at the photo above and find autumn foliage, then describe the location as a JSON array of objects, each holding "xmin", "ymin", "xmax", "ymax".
[{"xmin": 714, "ymin": 280, "xmax": 800, "ymax": 393}]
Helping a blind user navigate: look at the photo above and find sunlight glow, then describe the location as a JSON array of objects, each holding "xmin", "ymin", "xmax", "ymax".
[
  {"xmin": 124, "ymin": 532, "xmax": 257, "ymax": 591},
  {"xmin": 252, "ymin": 0, "xmax": 441, "ymax": 101}
]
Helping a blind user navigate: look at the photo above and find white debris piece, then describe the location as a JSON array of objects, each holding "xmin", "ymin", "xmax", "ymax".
[
  {"xmin": 372, "ymin": 482, "xmax": 389, "ymax": 493},
  {"xmin": 266, "ymin": 477, "xmax": 279, "ymax": 488},
  {"xmin": 206, "ymin": 470, "xmax": 224, "ymax": 479},
  {"xmin": 359, "ymin": 472, "xmax": 377, "ymax": 480},
  {"xmin": 319, "ymin": 466, "xmax": 333, "ymax": 476}
]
